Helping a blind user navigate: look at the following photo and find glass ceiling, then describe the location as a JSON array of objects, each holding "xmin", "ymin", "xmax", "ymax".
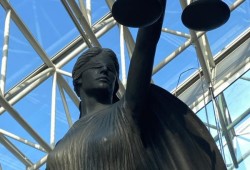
[{"xmin": 0, "ymin": 0, "xmax": 249, "ymax": 169}]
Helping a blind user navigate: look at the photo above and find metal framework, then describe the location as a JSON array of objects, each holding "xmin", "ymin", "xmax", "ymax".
[{"xmin": 0, "ymin": 0, "xmax": 249, "ymax": 169}]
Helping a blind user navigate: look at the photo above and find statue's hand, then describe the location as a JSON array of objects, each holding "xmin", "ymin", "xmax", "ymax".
[{"xmin": 112, "ymin": 0, "xmax": 165, "ymax": 28}]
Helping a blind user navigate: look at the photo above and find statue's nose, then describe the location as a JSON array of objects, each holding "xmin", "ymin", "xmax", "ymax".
[{"xmin": 100, "ymin": 65, "xmax": 108, "ymax": 74}]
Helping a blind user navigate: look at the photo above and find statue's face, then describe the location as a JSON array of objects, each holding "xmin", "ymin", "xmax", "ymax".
[{"xmin": 79, "ymin": 54, "xmax": 117, "ymax": 96}]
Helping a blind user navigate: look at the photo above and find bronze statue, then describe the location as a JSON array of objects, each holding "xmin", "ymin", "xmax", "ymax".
[{"xmin": 46, "ymin": 0, "xmax": 226, "ymax": 169}]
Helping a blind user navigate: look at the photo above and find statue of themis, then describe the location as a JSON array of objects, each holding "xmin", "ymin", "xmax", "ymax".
[{"xmin": 46, "ymin": 0, "xmax": 226, "ymax": 169}]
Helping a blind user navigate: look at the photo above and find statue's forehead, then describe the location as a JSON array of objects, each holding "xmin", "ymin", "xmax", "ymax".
[
  {"xmin": 79, "ymin": 56, "xmax": 116, "ymax": 73},
  {"xmin": 87, "ymin": 54, "xmax": 116, "ymax": 65}
]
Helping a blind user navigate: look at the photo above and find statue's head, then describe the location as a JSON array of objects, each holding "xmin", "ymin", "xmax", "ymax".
[{"xmin": 72, "ymin": 47, "xmax": 120, "ymax": 103}]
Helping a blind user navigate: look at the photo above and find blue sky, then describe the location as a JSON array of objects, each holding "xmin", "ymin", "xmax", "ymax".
[{"xmin": 0, "ymin": 0, "xmax": 250, "ymax": 169}]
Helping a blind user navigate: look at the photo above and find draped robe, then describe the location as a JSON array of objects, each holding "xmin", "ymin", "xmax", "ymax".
[{"xmin": 46, "ymin": 84, "xmax": 226, "ymax": 170}]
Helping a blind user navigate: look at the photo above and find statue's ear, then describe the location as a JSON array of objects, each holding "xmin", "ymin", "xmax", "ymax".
[{"xmin": 73, "ymin": 78, "xmax": 82, "ymax": 98}]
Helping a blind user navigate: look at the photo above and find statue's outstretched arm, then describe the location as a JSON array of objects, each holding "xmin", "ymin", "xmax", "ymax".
[{"xmin": 125, "ymin": 0, "xmax": 166, "ymax": 117}]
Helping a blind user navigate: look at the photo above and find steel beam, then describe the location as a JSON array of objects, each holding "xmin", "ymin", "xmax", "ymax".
[
  {"xmin": 153, "ymin": 31, "xmax": 205, "ymax": 74},
  {"xmin": 210, "ymin": 87, "xmax": 238, "ymax": 167},
  {"xmin": 0, "ymin": 68, "xmax": 54, "ymax": 114},
  {"xmin": 58, "ymin": 83, "xmax": 73, "ymax": 128},
  {"xmin": 0, "ymin": 135, "xmax": 33, "ymax": 167},
  {"xmin": 50, "ymin": 72, "xmax": 57, "ymax": 147},
  {"xmin": 61, "ymin": 0, "xmax": 101, "ymax": 47},
  {"xmin": 162, "ymin": 28, "xmax": 190, "ymax": 39},
  {"xmin": 119, "ymin": 25, "xmax": 127, "ymax": 86},
  {"xmin": 27, "ymin": 155, "xmax": 48, "ymax": 170},
  {"xmin": 0, "ymin": 95, "xmax": 52, "ymax": 152},
  {"xmin": 0, "ymin": 129, "xmax": 45, "ymax": 152},
  {"xmin": 0, "ymin": 9, "xmax": 11, "ymax": 95},
  {"xmin": 0, "ymin": 0, "xmax": 55, "ymax": 68}
]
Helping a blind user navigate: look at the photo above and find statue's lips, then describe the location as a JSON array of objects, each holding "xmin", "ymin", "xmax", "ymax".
[{"xmin": 96, "ymin": 76, "xmax": 110, "ymax": 82}]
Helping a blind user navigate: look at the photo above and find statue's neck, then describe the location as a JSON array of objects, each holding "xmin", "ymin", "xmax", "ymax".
[
  {"xmin": 81, "ymin": 100, "xmax": 110, "ymax": 116},
  {"xmin": 80, "ymin": 91, "xmax": 113, "ymax": 116}
]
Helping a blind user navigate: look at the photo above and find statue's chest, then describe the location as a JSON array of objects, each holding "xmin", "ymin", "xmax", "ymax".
[
  {"xmin": 48, "ymin": 104, "xmax": 149, "ymax": 170},
  {"xmin": 47, "ymin": 102, "xmax": 155, "ymax": 169},
  {"xmin": 75, "ymin": 107, "xmax": 138, "ymax": 148}
]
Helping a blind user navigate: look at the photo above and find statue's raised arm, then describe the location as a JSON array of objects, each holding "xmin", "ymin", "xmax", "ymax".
[{"xmin": 124, "ymin": 0, "xmax": 166, "ymax": 117}]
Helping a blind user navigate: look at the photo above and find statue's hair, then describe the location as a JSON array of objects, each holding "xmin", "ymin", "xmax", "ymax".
[{"xmin": 72, "ymin": 46, "xmax": 120, "ymax": 103}]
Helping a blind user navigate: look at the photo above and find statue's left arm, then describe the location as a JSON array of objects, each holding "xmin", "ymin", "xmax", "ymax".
[{"xmin": 124, "ymin": 0, "xmax": 166, "ymax": 117}]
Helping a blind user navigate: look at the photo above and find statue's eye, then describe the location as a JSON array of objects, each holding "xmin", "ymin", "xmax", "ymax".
[
  {"xmin": 107, "ymin": 65, "xmax": 116, "ymax": 73},
  {"xmin": 90, "ymin": 63, "xmax": 116, "ymax": 75}
]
